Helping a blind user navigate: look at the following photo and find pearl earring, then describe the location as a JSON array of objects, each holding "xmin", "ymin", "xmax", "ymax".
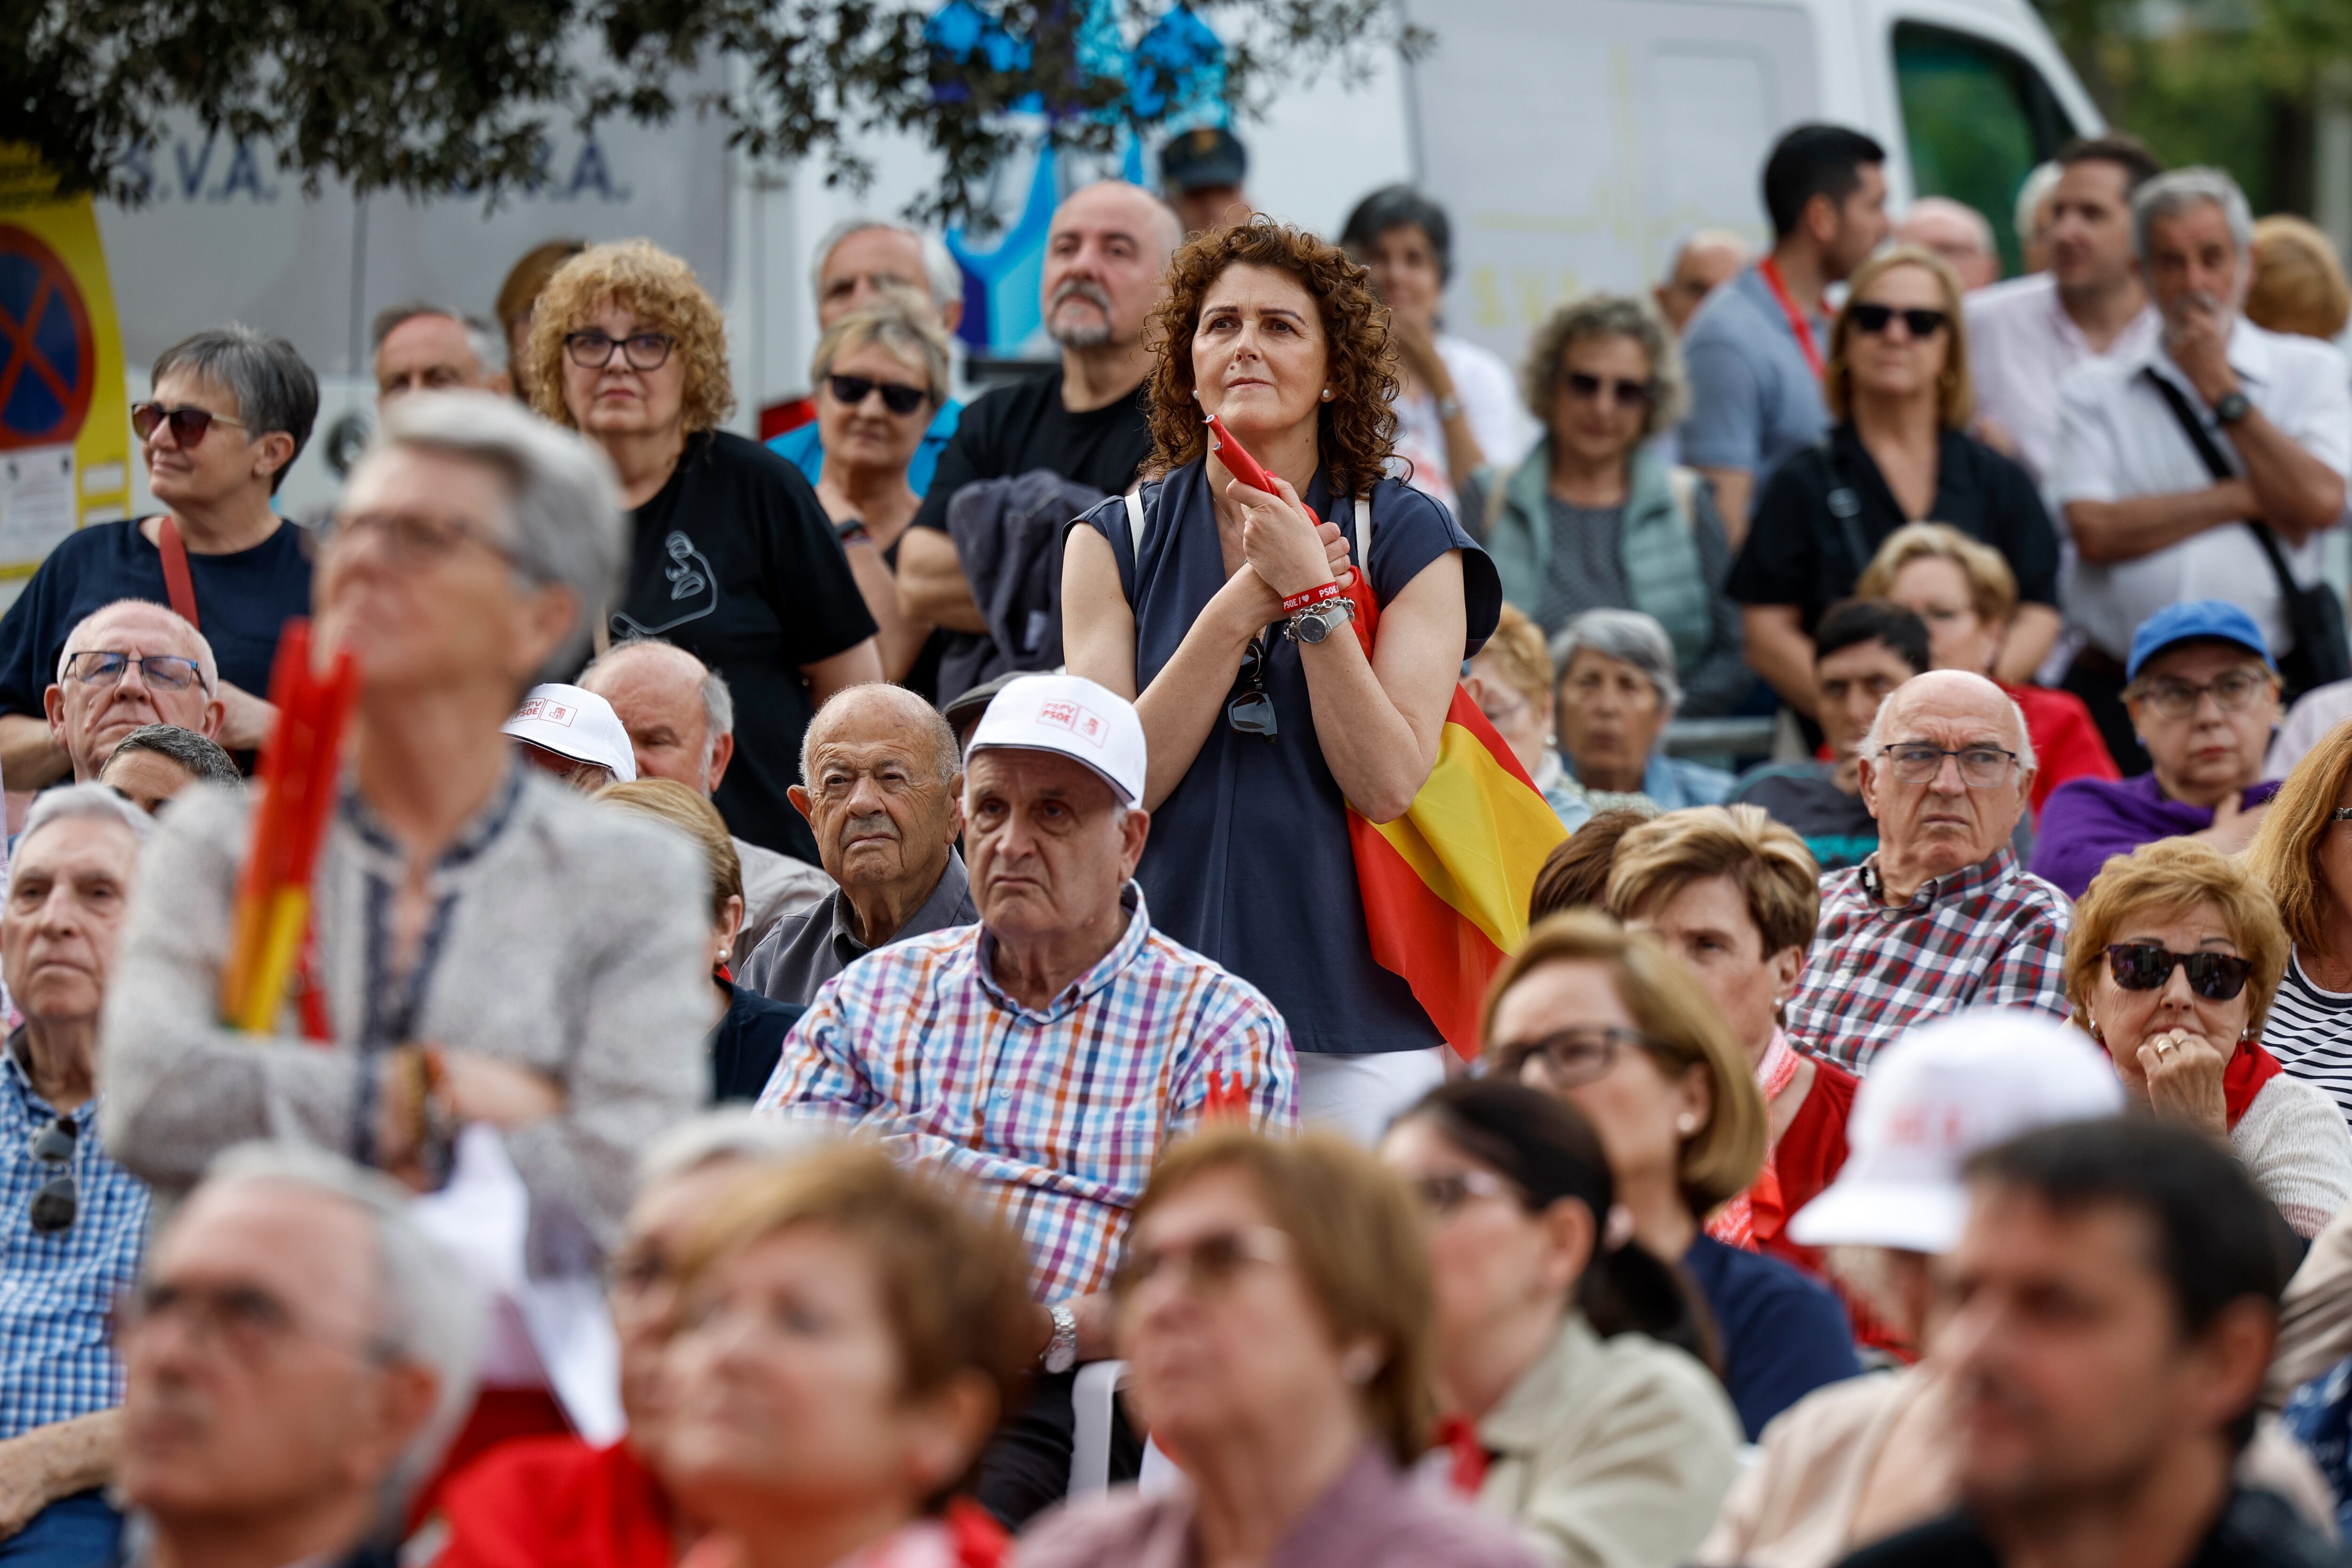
[
  {"xmin": 1676, "ymin": 1112, "xmax": 1700, "ymax": 1135},
  {"xmin": 1339, "ymin": 1344, "xmax": 1382, "ymax": 1385},
  {"xmin": 1320, "ymin": 387, "xmax": 1335, "ymax": 401}
]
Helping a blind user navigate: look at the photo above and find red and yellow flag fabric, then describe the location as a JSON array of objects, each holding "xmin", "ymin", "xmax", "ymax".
[{"xmin": 1340, "ymin": 573, "xmax": 1568, "ymax": 1059}]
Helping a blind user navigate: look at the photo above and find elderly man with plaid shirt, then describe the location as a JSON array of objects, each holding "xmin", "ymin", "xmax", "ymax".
[
  {"xmin": 0, "ymin": 787, "xmax": 156, "ymax": 1566},
  {"xmin": 758, "ymin": 673, "xmax": 1295, "ymax": 1526},
  {"xmin": 1784, "ymin": 669, "xmax": 2072, "ymax": 1075}
]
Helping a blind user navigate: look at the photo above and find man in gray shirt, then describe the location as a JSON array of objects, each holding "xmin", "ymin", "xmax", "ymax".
[{"xmin": 743, "ymin": 683, "xmax": 977, "ymax": 1004}]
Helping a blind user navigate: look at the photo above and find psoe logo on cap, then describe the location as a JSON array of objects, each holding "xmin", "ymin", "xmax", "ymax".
[
  {"xmin": 516, "ymin": 698, "xmax": 578, "ymax": 727},
  {"xmin": 1036, "ymin": 699, "xmax": 1107, "ymax": 747}
]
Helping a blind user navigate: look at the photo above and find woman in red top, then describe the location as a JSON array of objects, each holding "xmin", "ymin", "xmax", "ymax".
[
  {"xmin": 1858, "ymin": 521, "xmax": 2118, "ymax": 820},
  {"xmin": 1603, "ymin": 808, "xmax": 1861, "ymax": 1285}
]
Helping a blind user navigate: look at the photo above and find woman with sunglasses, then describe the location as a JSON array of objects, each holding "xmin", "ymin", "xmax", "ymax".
[
  {"xmin": 1470, "ymin": 293, "xmax": 1748, "ymax": 718},
  {"xmin": 1727, "ymin": 247, "xmax": 2061, "ymax": 728},
  {"xmin": 1062, "ymin": 220, "xmax": 1500, "ymax": 1142},
  {"xmin": 2068, "ymin": 836, "xmax": 2352, "ymax": 1238},
  {"xmin": 1483, "ymin": 911, "xmax": 1858, "ymax": 1440},
  {"xmin": 529, "ymin": 240, "xmax": 882, "ymax": 868},
  {"xmin": 809, "ymin": 300, "xmax": 954, "ymax": 685},
  {"xmin": 1379, "ymin": 1081, "xmax": 1740, "ymax": 1568},
  {"xmin": 1016, "ymin": 1127, "xmax": 1542, "ymax": 1568}
]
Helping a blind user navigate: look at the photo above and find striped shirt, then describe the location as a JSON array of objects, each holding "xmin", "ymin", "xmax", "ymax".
[
  {"xmin": 1, "ymin": 1035, "xmax": 151, "ymax": 1440},
  {"xmin": 1786, "ymin": 846, "xmax": 2073, "ymax": 1076},
  {"xmin": 2268, "ymin": 951, "xmax": 2352, "ymax": 1124},
  {"xmin": 757, "ymin": 885, "xmax": 1296, "ymax": 1301}
]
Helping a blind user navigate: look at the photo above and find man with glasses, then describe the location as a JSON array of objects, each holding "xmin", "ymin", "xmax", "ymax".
[
  {"xmin": 1783, "ymin": 669, "xmax": 2072, "ymax": 1075},
  {"xmin": 0, "ymin": 787, "xmax": 153, "ymax": 1565},
  {"xmin": 117, "ymin": 1142, "xmax": 483, "ymax": 1568},
  {"xmin": 0, "ymin": 326, "xmax": 317, "ymax": 788},
  {"xmin": 2033, "ymin": 601, "xmax": 2285, "ymax": 901},
  {"xmin": 40, "ymin": 600, "xmax": 225, "ymax": 786}
]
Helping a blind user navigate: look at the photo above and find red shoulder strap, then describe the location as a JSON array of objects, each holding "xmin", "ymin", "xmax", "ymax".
[{"xmin": 155, "ymin": 516, "xmax": 200, "ymax": 630}]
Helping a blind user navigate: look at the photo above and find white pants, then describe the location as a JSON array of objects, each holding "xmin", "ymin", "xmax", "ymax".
[{"xmin": 1294, "ymin": 1047, "xmax": 1449, "ymax": 1146}]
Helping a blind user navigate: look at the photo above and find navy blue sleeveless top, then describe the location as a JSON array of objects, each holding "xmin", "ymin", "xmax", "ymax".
[{"xmin": 1080, "ymin": 462, "xmax": 1501, "ymax": 1055}]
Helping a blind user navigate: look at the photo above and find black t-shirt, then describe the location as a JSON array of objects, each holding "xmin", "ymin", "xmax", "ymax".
[
  {"xmin": 0, "ymin": 516, "xmax": 314, "ymax": 723},
  {"xmin": 908, "ymin": 365, "xmax": 1154, "ymax": 535},
  {"xmin": 1727, "ymin": 423, "xmax": 2060, "ymax": 633},
  {"xmin": 1834, "ymin": 1489, "xmax": 2339, "ymax": 1568},
  {"xmin": 613, "ymin": 430, "xmax": 876, "ymax": 861}
]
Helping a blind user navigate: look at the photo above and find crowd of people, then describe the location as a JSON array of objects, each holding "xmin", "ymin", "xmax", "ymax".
[{"xmin": 15, "ymin": 106, "xmax": 2352, "ymax": 1568}]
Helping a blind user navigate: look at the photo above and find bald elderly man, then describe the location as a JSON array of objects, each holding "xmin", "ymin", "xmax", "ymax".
[
  {"xmin": 1896, "ymin": 197, "xmax": 2000, "ymax": 292},
  {"xmin": 741, "ymin": 683, "xmax": 977, "ymax": 1006},
  {"xmin": 1784, "ymin": 669, "xmax": 2072, "ymax": 1075},
  {"xmin": 1654, "ymin": 229, "xmax": 1754, "ymax": 336},
  {"xmin": 578, "ymin": 638, "xmax": 831, "ymax": 967},
  {"xmin": 44, "ymin": 601, "xmax": 225, "ymax": 784}
]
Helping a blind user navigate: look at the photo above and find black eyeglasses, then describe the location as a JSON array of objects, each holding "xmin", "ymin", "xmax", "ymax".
[
  {"xmin": 131, "ymin": 402, "xmax": 248, "ymax": 448},
  {"xmin": 1228, "ymin": 633, "xmax": 1276, "ymax": 742},
  {"xmin": 28, "ymin": 1118, "xmax": 77, "ymax": 1233},
  {"xmin": 1489, "ymin": 1025, "xmax": 1665, "ymax": 1088},
  {"xmin": 1562, "ymin": 371, "xmax": 1653, "ymax": 407},
  {"xmin": 564, "ymin": 331, "xmax": 676, "ymax": 371},
  {"xmin": 827, "ymin": 374, "xmax": 930, "ymax": 416},
  {"xmin": 2104, "ymin": 942, "xmax": 2254, "ymax": 1001},
  {"xmin": 1849, "ymin": 303, "xmax": 1949, "ymax": 339},
  {"xmin": 1405, "ymin": 1168, "xmax": 1519, "ymax": 1218},
  {"xmin": 62, "ymin": 651, "xmax": 203, "ymax": 691}
]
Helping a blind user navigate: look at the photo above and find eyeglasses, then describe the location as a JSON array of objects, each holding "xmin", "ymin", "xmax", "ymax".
[
  {"xmin": 131, "ymin": 402, "xmax": 248, "ymax": 448},
  {"xmin": 827, "ymin": 374, "xmax": 930, "ymax": 416},
  {"xmin": 1489, "ymin": 1025, "xmax": 1665, "ymax": 1088},
  {"xmin": 564, "ymin": 330, "xmax": 677, "ymax": 371},
  {"xmin": 1849, "ymin": 303, "xmax": 1949, "ymax": 339},
  {"xmin": 326, "ymin": 509, "xmax": 521, "ymax": 572},
  {"xmin": 1875, "ymin": 743, "xmax": 2021, "ymax": 788},
  {"xmin": 1113, "ymin": 1224, "xmax": 1291, "ymax": 1299},
  {"xmin": 61, "ymin": 651, "xmax": 203, "ymax": 691},
  {"xmin": 2130, "ymin": 669, "xmax": 2273, "ymax": 721},
  {"xmin": 27, "ymin": 1119, "xmax": 76, "ymax": 1233},
  {"xmin": 1405, "ymin": 1168, "xmax": 1519, "ymax": 1219},
  {"xmin": 116, "ymin": 1279, "xmax": 397, "ymax": 1366},
  {"xmin": 2104, "ymin": 942, "xmax": 2254, "ymax": 1001},
  {"xmin": 1562, "ymin": 371, "xmax": 1653, "ymax": 408},
  {"xmin": 1228, "ymin": 633, "xmax": 1277, "ymax": 742}
]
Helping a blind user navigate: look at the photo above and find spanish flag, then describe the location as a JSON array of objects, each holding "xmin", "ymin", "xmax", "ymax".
[{"xmin": 1340, "ymin": 568, "xmax": 1568, "ymax": 1059}]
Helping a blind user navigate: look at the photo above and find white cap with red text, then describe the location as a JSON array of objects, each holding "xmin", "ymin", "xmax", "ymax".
[
  {"xmin": 1787, "ymin": 1008, "xmax": 2124, "ymax": 1254},
  {"xmin": 501, "ymin": 683, "xmax": 637, "ymax": 782},
  {"xmin": 964, "ymin": 674, "xmax": 1147, "ymax": 805}
]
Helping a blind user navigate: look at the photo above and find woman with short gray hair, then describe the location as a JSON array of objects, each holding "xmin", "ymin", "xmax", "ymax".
[
  {"xmin": 0, "ymin": 323, "xmax": 318, "ymax": 786},
  {"xmin": 1552, "ymin": 608, "xmax": 1736, "ymax": 810},
  {"xmin": 1469, "ymin": 294, "xmax": 1749, "ymax": 716}
]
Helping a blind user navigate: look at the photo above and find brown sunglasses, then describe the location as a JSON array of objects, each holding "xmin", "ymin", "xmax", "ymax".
[{"xmin": 132, "ymin": 402, "xmax": 248, "ymax": 448}]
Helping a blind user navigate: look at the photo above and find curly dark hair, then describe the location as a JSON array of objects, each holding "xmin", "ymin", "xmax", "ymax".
[{"xmin": 1143, "ymin": 219, "xmax": 1399, "ymax": 501}]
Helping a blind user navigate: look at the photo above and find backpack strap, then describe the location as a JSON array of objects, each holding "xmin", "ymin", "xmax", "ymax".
[
  {"xmin": 1123, "ymin": 488, "xmax": 1147, "ymax": 557},
  {"xmin": 156, "ymin": 516, "xmax": 200, "ymax": 629},
  {"xmin": 1665, "ymin": 465, "xmax": 1700, "ymax": 538},
  {"xmin": 1354, "ymin": 496, "xmax": 1372, "ymax": 592}
]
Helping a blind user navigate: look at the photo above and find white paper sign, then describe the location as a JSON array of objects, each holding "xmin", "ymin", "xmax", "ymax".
[{"xmin": 0, "ymin": 445, "xmax": 76, "ymax": 565}]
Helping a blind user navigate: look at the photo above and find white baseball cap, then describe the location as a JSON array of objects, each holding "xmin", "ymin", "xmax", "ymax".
[
  {"xmin": 1786, "ymin": 1008, "xmax": 2124, "ymax": 1254},
  {"xmin": 501, "ymin": 683, "xmax": 637, "ymax": 782},
  {"xmin": 964, "ymin": 673, "xmax": 1147, "ymax": 805}
]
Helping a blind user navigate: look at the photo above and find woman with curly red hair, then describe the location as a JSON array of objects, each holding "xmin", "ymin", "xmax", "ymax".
[{"xmin": 1063, "ymin": 220, "xmax": 1502, "ymax": 1140}]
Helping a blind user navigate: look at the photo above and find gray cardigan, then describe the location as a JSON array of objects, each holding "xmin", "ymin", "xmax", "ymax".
[{"xmin": 99, "ymin": 768, "xmax": 711, "ymax": 1272}]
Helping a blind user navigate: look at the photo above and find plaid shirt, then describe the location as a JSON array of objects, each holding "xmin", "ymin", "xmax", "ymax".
[
  {"xmin": 1786, "ymin": 845, "xmax": 2072, "ymax": 1075},
  {"xmin": 757, "ymin": 885, "xmax": 1295, "ymax": 1301},
  {"xmin": 0, "ymin": 1034, "xmax": 151, "ymax": 1440}
]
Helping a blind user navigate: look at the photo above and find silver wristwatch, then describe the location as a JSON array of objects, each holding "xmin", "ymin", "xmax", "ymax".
[
  {"xmin": 1042, "ymin": 1302, "xmax": 1079, "ymax": 1374},
  {"xmin": 1285, "ymin": 597, "xmax": 1357, "ymax": 645}
]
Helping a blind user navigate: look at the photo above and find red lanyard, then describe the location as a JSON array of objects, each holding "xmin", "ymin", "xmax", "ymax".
[{"xmin": 1759, "ymin": 257, "xmax": 1826, "ymax": 381}]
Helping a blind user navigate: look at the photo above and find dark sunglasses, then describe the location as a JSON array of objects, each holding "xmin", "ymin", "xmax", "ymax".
[
  {"xmin": 28, "ymin": 1118, "xmax": 77, "ymax": 1233},
  {"xmin": 131, "ymin": 402, "xmax": 248, "ymax": 448},
  {"xmin": 2104, "ymin": 942, "xmax": 2254, "ymax": 1001},
  {"xmin": 1562, "ymin": 371, "xmax": 1653, "ymax": 407},
  {"xmin": 1849, "ymin": 303, "xmax": 1949, "ymax": 339},
  {"xmin": 827, "ymin": 374, "xmax": 929, "ymax": 416},
  {"xmin": 1228, "ymin": 633, "xmax": 1277, "ymax": 742}
]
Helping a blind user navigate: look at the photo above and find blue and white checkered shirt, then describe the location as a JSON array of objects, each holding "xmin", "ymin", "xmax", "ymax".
[{"xmin": 0, "ymin": 1034, "xmax": 151, "ymax": 1439}]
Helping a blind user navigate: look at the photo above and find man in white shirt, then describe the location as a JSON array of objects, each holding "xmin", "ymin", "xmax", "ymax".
[
  {"xmin": 1966, "ymin": 136, "xmax": 2164, "ymax": 486},
  {"xmin": 2049, "ymin": 166, "xmax": 2352, "ymax": 770}
]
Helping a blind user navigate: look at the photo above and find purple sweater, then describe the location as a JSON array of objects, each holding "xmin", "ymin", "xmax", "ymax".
[{"xmin": 2030, "ymin": 772, "xmax": 2277, "ymax": 900}]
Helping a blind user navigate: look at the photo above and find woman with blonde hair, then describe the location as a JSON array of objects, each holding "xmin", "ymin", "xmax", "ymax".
[
  {"xmin": 1483, "ymin": 911, "xmax": 1858, "ymax": 1437},
  {"xmin": 2247, "ymin": 724, "xmax": 2352, "ymax": 1124},
  {"xmin": 1857, "ymin": 520, "xmax": 2117, "ymax": 816},
  {"xmin": 2247, "ymin": 215, "xmax": 2352, "ymax": 342},
  {"xmin": 1464, "ymin": 603, "xmax": 1589, "ymax": 829},
  {"xmin": 2067, "ymin": 837, "xmax": 2352, "ymax": 1236},
  {"xmin": 531, "ymin": 239, "xmax": 882, "ymax": 866},
  {"xmin": 1728, "ymin": 246, "xmax": 2061, "ymax": 722}
]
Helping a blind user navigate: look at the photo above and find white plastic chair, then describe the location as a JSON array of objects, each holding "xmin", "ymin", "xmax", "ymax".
[{"xmin": 1068, "ymin": 1360, "xmax": 1184, "ymax": 1497}]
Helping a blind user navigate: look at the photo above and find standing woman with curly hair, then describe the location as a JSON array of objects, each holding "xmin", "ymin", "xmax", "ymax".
[
  {"xmin": 532, "ymin": 240, "xmax": 882, "ymax": 865},
  {"xmin": 1064, "ymin": 220, "xmax": 1502, "ymax": 1141}
]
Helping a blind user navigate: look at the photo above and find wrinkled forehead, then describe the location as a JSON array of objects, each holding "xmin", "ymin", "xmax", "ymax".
[
  {"xmin": 344, "ymin": 439, "xmax": 517, "ymax": 534},
  {"xmin": 964, "ymin": 746, "xmax": 1117, "ymax": 806},
  {"xmin": 1879, "ymin": 686, "xmax": 2019, "ymax": 749},
  {"xmin": 157, "ymin": 1180, "xmax": 378, "ymax": 1304},
  {"xmin": 11, "ymin": 813, "xmax": 140, "ymax": 879},
  {"xmin": 67, "ymin": 604, "xmax": 199, "ymax": 661}
]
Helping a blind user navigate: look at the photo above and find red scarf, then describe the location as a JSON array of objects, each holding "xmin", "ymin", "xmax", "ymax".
[{"xmin": 2225, "ymin": 1037, "xmax": 2285, "ymax": 1129}]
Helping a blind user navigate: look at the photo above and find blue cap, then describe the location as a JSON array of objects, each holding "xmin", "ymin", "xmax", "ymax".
[{"xmin": 2124, "ymin": 599, "xmax": 2275, "ymax": 681}]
